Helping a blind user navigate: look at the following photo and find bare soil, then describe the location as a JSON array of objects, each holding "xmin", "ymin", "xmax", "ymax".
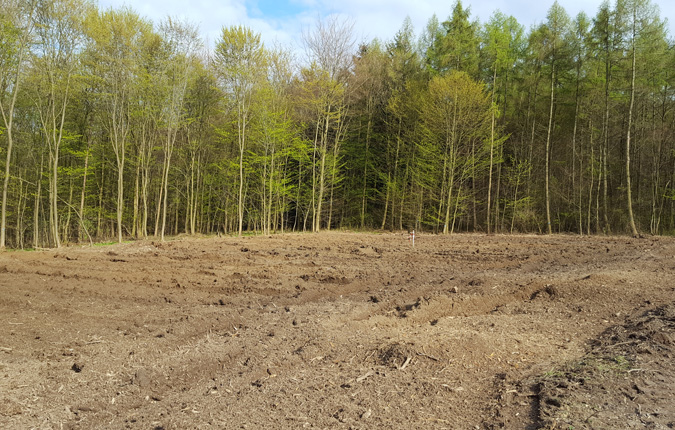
[{"xmin": 1, "ymin": 232, "xmax": 673, "ymax": 429}]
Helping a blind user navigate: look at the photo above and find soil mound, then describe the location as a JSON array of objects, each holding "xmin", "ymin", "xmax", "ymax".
[{"xmin": 537, "ymin": 303, "xmax": 675, "ymax": 429}]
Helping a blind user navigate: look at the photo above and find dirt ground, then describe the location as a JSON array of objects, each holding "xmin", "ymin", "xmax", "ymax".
[{"xmin": 0, "ymin": 232, "xmax": 673, "ymax": 429}]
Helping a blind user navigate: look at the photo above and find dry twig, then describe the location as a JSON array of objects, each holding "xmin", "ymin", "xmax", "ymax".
[{"xmin": 417, "ymin": 351, "xmax": 439, "ymax": 361}]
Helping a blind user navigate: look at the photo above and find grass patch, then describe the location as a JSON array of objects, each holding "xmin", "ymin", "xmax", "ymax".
[{"xmin": 93, "ymin": 241, "xmax": 118, "ymax": 247}]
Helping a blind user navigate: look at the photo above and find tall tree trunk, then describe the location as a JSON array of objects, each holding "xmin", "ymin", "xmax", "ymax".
[
  {"xmin": 486, "ymin": 69, "xmax": 497, "ymax": 234},
  {"xmin": 572, "ymin": 62, "xmax": 581, "ymax": 235},
  {"xmin": 626, "ymin": 12, "xmax": 639, "ymax": 237},
  {"xmin": 34, "ymin": 154, "xmax": 45, "ymax": 249},
  {"xmin": 63, "ymin": 178, "xmax": 74, "ymax": 243},
  {"xmin": 97, "ymin": 165, "xmax": 104, "ymax": 239},
  {"xmin": 602, "ymin": 41, "xmax": 611, "ymax": 234},
  {"xmin": 380, "ymin": 172, "xmax": 390, "ymax": 229},
  {"xmin": 79, "ymin": 138, "xmax": 91, "ymax": 242},
  {"xmin": 160, "ymin": 134, "xmax": 174, "ymax": 241},
  {"xmin": 587, "ymin": 146, "xmax": 595, "ymax": 235},
  {"xmin": 545, "ymin": 64, "xmax": 555, "ymax": 235},
  {"xmin": 238, "ymin": 114, "xmax": 246, "ymax": 237},
  {"xmin": 316, "ymin": 146, "xmax": 327, "ymax": 232},
  {"xmin": 361, "ymin": 108, "xmax": 372, "ymax": 229},
  {"xmin": 390, "ymin": 123, "xmax": 401, "ymax": 231},
  {"xmin": 111, "ymin": 102, "xmax": 127, "ymax": 244},
  {"xmin": 0, "ymin": 14, "xmax": 31, "ymax": 249},
  {"xmin": 132, "ymin": 156, "xmax": 140, "ymax": 238},
  {"xmin": 48, "ymin": 149, "xmax": 60, "ymax": 247},
  {"xmin": 16, "ymin": 175, "xmax": 27, "ymax": 249},
  {"xmin": 315, "ymin": 111, "xmax": 330, "ymax": 232},
  {"xmin": 154, "ymin": 171, "xmax": 163, "ymax": 237},
  {"xmin": 310, "ymin": 117, "xmax": 320, "ymax": 232},
  {"xmin": 444, "ymin": 94, "xmax": 459, "ymax": 234},
  {"xmin": 116, "ymin": 161, "xmax": 124, "ymax": 243}
]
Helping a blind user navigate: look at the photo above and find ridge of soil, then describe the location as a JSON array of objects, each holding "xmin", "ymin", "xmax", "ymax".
[
  {"xmin": 1, "ymin": 232, "xmax": 673, "ymax": 429},
  {"xmin": 535, "ymin": 304, "xmax": 675, "ymax": 430}
]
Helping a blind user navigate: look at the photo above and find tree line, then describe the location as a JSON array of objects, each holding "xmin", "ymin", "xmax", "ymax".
[{"xmin": 1, "ymin": 0, "xmax": 673, "ymax": 249}]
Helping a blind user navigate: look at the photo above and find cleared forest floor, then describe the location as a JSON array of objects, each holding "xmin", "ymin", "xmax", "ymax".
[{"xmin": 1, "ymin": 232, "xmax": 673, "ymax": 429}]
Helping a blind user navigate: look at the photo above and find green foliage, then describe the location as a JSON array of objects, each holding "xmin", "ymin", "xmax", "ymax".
[
  {"xmin": 1, "ymin": 0, "xmax": 675, "ymax": 248},
  {"xmin": 0, "ymin": 13, "xmax": 20, "ymax": 69},
  {"xmin": 429, "ymin": 0, "xmax": 480, "ymax": 76}
]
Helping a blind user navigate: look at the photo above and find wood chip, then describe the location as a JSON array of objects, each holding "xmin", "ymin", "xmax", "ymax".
[{"xmin": 356, "ymin": 370, "xmax": 374, "ymax": 382}]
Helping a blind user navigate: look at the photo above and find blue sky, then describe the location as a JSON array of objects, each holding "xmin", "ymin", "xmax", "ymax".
[{"xmin": 97, "ymin": 0, "xmax": 674, "ymax": 51}]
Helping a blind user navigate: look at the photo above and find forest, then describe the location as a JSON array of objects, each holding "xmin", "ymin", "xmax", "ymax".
[{"xmin": 0, "ymin": 0, "xmax": 673, "ymax": 249}]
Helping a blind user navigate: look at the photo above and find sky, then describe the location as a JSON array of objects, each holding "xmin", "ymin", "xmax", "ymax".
[{"xmin": 97, "ymin": 0, "xmax": 674, "ymax": 54}]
